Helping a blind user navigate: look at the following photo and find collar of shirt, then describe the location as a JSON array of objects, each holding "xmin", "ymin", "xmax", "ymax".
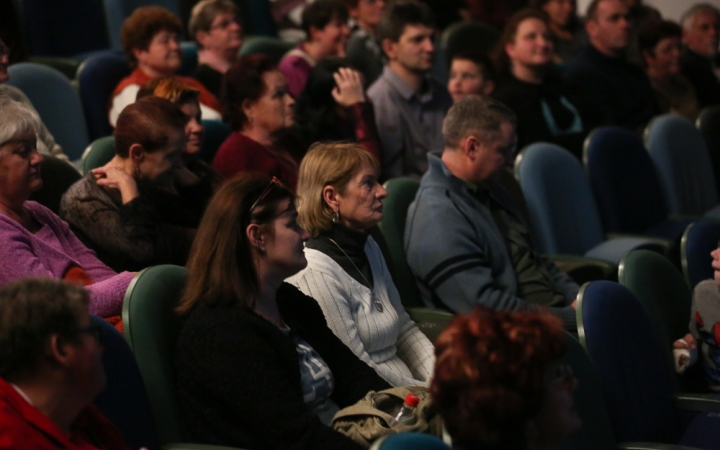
[{"xmin": 382, "ymin": 66, "xmax": 435, "ymax": 103}]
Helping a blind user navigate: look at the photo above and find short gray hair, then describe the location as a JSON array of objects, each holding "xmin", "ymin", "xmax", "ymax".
[
  {"xmin": 442, "ymin": 95, "xmax": 516, "ymax": 149},
  {"xmin": 0, "ymin": 97, "xmax": 40, "ymax": 146},
  {"xmin": 681, "ymin": 3, "xmax": 720, "ymax": 31}
]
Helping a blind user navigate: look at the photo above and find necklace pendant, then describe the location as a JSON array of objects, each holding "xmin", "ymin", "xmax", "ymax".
[{"xmin": 374, "ymin": 299, "xmax": 384, "ymax": 312}]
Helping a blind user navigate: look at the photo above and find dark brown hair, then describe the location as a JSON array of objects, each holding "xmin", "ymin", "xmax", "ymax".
[
  {"xmin": 301, "ymin": 0, "xmax": 349, "ymax": 39},
  {"xmin": 0, "ymin": 278, "xmax": 89, "ymax": 380},
  {"xmin": 176, "ymin": 173, "xmax": 295, "ymax": 315},
  {"xmin": 492, "ymin": 8, "xmax": 550, "ymax": 76},
  {"xmin": 430, "ymin": 307, "xmax": 566, "ymax": 450},
  {"xmin": 114, "ymin": 96, "xmax": 188, "ymax": 158},
  {"xmin": 637, "ymin": 19, "xmax": 682, "ymax": 58},
  {"xmin": 121, "ymin": 6, "xmax": 183, "ymax": 67},
  {"xmin": 222, "ymin": 54, "xmax": 278, "ymax": 131},
  {"xmin": 375, "ymin": 0, "xmax": 435, "ymax": 44}
]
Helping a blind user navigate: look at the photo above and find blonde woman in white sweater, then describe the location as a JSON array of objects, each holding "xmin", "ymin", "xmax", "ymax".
[{"xmin": 287, "ymin": 142, "xmax": 435, "ymax": 387}]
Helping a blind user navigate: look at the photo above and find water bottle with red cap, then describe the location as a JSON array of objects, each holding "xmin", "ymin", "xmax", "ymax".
[{"xmin": 393, "ymin": 393, "xmax": 420, "ymax": 423}]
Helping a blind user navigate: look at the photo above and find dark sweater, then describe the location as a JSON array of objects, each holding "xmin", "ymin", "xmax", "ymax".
[
  {"xmin": 191, "ymin": 64, "xmax": 223, "ymax": 99},
  {"xmin": 493, "ymin": 73, "xmax": 600, "ymax": 158},
  {"xmin": 175, "ymin": 283, "xmax": 392, "ymax": 450},
  {"xmin": 565, "ymin": 44, "xmax": 658, "ymax": 131},
  {"xmin": 681, "ymin": 48, "xmax": 720, "ymax": 109}
]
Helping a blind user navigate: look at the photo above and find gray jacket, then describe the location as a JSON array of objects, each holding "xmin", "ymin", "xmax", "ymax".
[{"xmin": 404, "ymin": 153, "xmax": 578, "ymax": 329}]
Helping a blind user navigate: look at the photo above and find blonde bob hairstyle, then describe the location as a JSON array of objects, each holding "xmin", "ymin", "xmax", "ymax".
[{"xmin": 297, "ymin": 142, "xmax": 380, "ymax": 237}]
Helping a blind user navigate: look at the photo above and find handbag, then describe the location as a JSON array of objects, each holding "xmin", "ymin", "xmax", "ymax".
[{"xmin": 331, "ymin": 386, "xmax": 444, "ymax": 447}]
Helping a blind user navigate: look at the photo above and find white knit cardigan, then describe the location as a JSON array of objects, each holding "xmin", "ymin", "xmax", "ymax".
[{"xmin": 286, "ymin": 236, "xmax": 435, "ymax": 387}]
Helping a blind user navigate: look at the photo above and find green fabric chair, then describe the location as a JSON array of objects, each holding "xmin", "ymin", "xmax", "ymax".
[
  {"xmin": 239, "ymin": 36, "xmax": 295, "ymax": 63},
  {"xmin": 122, "ymin": 265, "xmax": 246, "ymax": 450},
  {"xmin": 379, "ymin": 177, "xmax": 422, "ymax": 308},
  {"xmin": 29, "ymin": 155, "xmax": 81, "ymax": 214},
  {"xmin": 406, "ymin": 307, "xmax": 454, "ymax": 344},
  {"xmin": 618, "ymin": 249, "xmax": 706, "ymax": 392},
  {"xmin": 81, "ymin": 136, "xmax": 115, "ymax": 174}
]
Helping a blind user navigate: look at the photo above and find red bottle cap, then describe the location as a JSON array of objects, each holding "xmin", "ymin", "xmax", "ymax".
[{"xmin": 404, "ymin": 393, "xmax": 420, "ymax": 407}]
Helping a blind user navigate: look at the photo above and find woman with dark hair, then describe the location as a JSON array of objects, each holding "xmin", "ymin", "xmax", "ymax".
[
  {"xmin": 492, "ymin": 8, "xmax": 599, "ymax": 159},
  {"xmin": 431, "ymin": 307, "xmax": 581, "ymax": 450},
  {"xmin": 638, "ymin": 19, "xmax": 699, "ymax": 121},
  {"xmin": 212, "ymin": 54, "xmax": 300, "ymax": 188},
  {"xmin": 175, "ymin": 173, "xmax": 391, "ymax": 449},
  {"xmin": 294, "ymin": 58, "xmax": 382, "ymax": 164},
  {"xmin": 529, "ymin": 0, "xmax": 585, "ymax": 64},
  {"xmin": 61, "ymin": 97, "xmax": 197, "ymax": 272},
  {"xmin": 109, "ymin": 6, "xmax": 221, "ymax": 126}
]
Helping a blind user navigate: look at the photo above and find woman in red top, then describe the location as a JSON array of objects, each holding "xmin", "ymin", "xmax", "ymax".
[{"xmin": 212, "ymin": 54, "xmax": 300, "ymax": 189}]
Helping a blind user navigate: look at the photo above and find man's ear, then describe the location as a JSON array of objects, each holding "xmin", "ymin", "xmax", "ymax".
[
  {"xmin": 464, "ymin": 134, "xmax": 482, "ymax": 159},
  {"xmin": 47, "ymin": 334, "xmax": 72, "ymax": 368},
  {"xmin": 481, "ymin": 79, "xmax": 495, "ymax": 96},
  {"xmin": 246, "ymin": 223, "xmax": 266, "ymax": 252},
  {"xmin": 322, "ymin": 185, "xmax": 340, "ymax": 213},
  {"xmin": 585, "ymin": 19, "xmax": 597, "ymax": 38},
  {"xmin": 128, "ymin": 143, "xmax": 145, "ymax": 164},
  {"xmin": 381, "ymin": 38, "xmax": 397, "ymax": 60}
]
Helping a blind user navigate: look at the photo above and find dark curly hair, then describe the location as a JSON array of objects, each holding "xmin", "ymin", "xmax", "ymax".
[
  {"xmin": 222, "ymin": 53, "xmax": 278, "ymax": 131},
  {"xmin": 430, "ymin": 307, "xmax": 566, "ymax": 450},
  {"xmin": 121, "ymin": 6, "xmax": 183, "ymax": 68}
]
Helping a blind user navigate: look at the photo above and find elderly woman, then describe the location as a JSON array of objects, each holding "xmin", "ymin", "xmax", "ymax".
[
  {"xmin": 189, "ymin": 0, "xmax": 244, "ymax": 98},
  {"xmin": 212, "ymin": 54, "xmax": 300, "ymax": 188},
  {"xmin": 431, "ymin": 307, "xmax": 581, "ymax": 449},
  {"xmin": 175, "ymin": 174, "xmax": 390, "ymax": 449},
  {"xmin": 286, "ymin": 142, "xmax": 434, "ymax": 387},
  {"xmin": 0, "ymin": 278, "xmax": 127, "ymax": 448},
  {"xmin": 109, "ymin": 5, "xmax": 221, "ymax": 126},
  {"xmin": 492, "ymin": 8, "xmax": 600, "ymax": 159},
  {"xmin": 0, "ymin": 98, "xmax": 133, "ymax": 319},
  {"xmin": 137, "ymin": 76, "xmax": 223, "ymax": 190},
  {"xmin": 61, "ymin": 97, "xmax": 197, "ymax": 273},
  {"xmin": 294, "ymin": 57, "xmax": 382, "ymax": 164}
]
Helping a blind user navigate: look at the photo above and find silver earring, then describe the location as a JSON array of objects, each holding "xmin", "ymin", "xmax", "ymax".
[{"xmin": 333, "ymin": 211, "xmax": 339, "ymax": 223}]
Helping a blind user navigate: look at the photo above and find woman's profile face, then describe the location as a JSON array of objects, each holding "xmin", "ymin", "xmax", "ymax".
[
  {"xmin": 333, "ymin": 163, "xmax": 386, "ymax": 231},
  {"xmin": 244, "ymin": 70, "xmax": 295, "ymax": 134},
  {"xmin": 136, "ymin": 127, "xmax": 185, "ymax": 186},
  {"xmin": 532, "ymin": 362, "xmax": 581, "ymax": 446},
  {"xmin": 135, "ymin": 29, "xmax": 182, "ymax": 76},
  {"xmin": 505, "ymin": 18, "xmax": 554, "ymax": 69},
  {"xmin": 180, "ymin": 100, "xmax": 204, "ymax": 156},
  {"xmin": 0, "ymin": 130, "xmax": 43, "ymax": 202},
  {"xmin": 262, "ymin": 200, "xmax": 310, "ymax": 277}
]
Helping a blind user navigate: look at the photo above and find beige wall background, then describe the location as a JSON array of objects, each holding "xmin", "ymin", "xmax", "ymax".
[{"xmin": 576, "ymin": 0, "xmax": 720, "ymax": 22}]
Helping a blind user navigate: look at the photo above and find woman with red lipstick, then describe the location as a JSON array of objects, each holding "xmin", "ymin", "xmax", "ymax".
[
  {"xmin": 432, "ymin": 307, "xmax": 581, "ymax": 450},
  {"xmin": 287, "ymin": 142, "xmax": 435, "ymax": 387},
  {"xmin": 492, "ymin": 9, "xmax": 599, "ymax": 159}
]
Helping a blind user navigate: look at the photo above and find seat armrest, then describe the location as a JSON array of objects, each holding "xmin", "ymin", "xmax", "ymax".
[
  {"xmin": 673, "ymin": 394, "xmax": 720, "ymax": 412},
  {"xmin": 618, "ymin": 443, "xmax": 703, "ymax": 450},
  {"xmin": 407, "ymin": 307, "xmax": 455, "ymax": 343},
  {"xmin": 550, "ymin": 254, "xmax": 617, "ymax": 283}
]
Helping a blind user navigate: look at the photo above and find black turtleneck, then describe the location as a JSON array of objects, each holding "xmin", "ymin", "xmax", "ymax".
[{"xmin": 306, "ymin": 223, "xmax": 374, "ymax": 289}]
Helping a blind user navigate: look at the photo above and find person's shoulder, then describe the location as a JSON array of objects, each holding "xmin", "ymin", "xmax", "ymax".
[
  {"xmin": 367, "ymin": 71, "xmax": 393, "ymax": 97},
  {"xmin": 694, "ymin": 279, "xmax": 720, "ymax": 299}
]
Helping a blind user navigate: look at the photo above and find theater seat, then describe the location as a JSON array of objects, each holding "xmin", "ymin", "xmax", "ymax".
[
  {"xmin": 82, "ymin": 136, "xmax": 116, "ymax": 174},
  {"xmin": 681, "ymin": 220, "xmax": 720, "ymax": 289}
]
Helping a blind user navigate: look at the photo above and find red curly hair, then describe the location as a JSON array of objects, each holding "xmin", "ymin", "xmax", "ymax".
[{"xmin": 430, "ymin": 307, "xmax": 566, "ymax": 450}]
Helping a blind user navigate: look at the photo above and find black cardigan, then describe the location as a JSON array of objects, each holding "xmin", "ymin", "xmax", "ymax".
[{"xmin": 175, "ymin": 283, "xmax": 392, "ymax": 449}]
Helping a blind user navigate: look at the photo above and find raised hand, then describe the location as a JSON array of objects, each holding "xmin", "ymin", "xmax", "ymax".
[{"xmin": 331, "ymin": 67, "xmax": 366, "ymax": 107}]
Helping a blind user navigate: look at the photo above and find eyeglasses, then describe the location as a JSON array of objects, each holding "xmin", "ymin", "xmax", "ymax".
[
  {"xmin": 66, "ymin": 324, "xmax": 102, "ymax": 344},
  {"xmin": 248, "ymin": 176, "xmax": 283, "ymax": 213},
  {"xmin": 210, "ymin": 17, "xmax": 240, "ymax": 30}
]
